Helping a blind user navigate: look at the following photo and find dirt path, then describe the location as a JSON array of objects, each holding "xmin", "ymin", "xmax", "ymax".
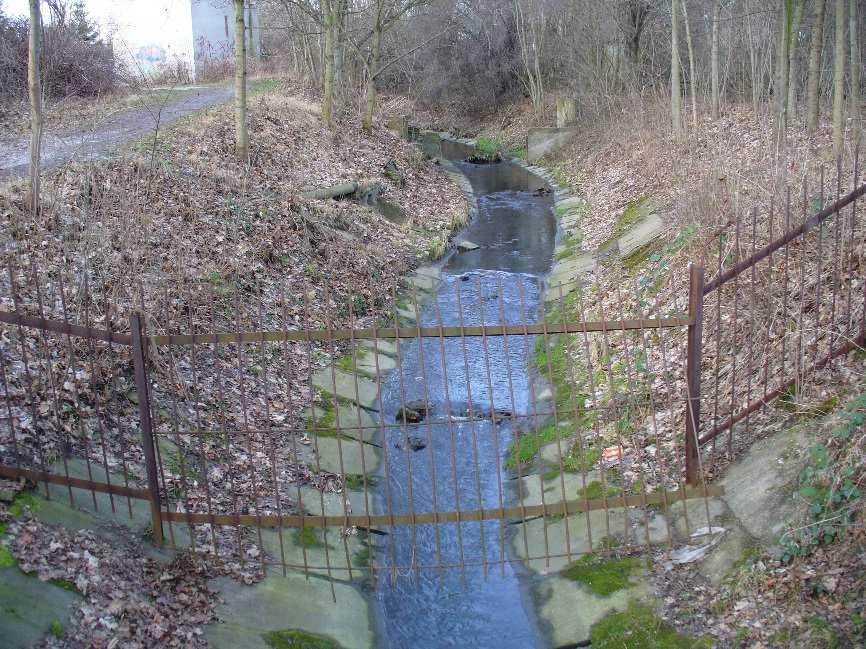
[{"xmin": 0, "ymin": 84, "xmax": 233, "ymax": 179}]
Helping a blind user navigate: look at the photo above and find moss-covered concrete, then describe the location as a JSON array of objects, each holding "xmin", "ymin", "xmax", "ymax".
[
  {"xmin": 0, "ymin": 565, "xmax": 82, "ymax": 649},
  {"xmin": 206, "ymin": 573, "xmax": 374, "ymax": 649}
]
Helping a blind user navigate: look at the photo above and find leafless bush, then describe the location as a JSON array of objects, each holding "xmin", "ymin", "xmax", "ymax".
[{"xmin": 0, "ymin": 14, "xmax": 120, "ymax": 104}]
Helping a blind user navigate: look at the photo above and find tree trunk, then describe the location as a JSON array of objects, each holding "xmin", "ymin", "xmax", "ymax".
[
  {"xmin": 247, "ymin": 4, "xmax": 256, "ymax": 59},
  {"xmin": 28, "ymin": 0, "xmax": 42, "ymax": 217},
  {"xmin": 234, "ymin": 0, "xmax": 249, "ymax": 159},
  {"xmin": 680, "ymin": 0, "xmax": 697, "ymax": 130},
  {"xmin": 849, "ymin": 0, "xmax": 861, "ymax": 144},
  {"xmin": 362, "ymin": 3, "xmax": 383, "ymax": 133},
  {"xmin": 775, "ymin": 0, "xmax": 792, "ymax": 125},
  {"xmin": 832, "ymin": 0, "xmax": 846, "ymax": 155},
  {"xmin": 671, "ymin": 0, "xmax": 682, "ymax": 132},
  {"xmin": 322, "ymin": 0, "xmax": 335, "ymax": 123},
  {"xmin": 786, "ymin": 0, "xmax": 806, "ymax": 117},
  {"xmin": 805, "ymin": 0, "xmax": 827, "ymax": 133},
  {"xmin": 711, "ymin": 1, "xmax": 721, "ymax": 118}
]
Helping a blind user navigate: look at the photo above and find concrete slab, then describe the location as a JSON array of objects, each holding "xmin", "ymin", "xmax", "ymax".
[
  {"xmin": 0, "ymin": 566, "xmax": 82, "ymax": 649},
  {"xmin": 312, "ymin": 436, "xmax": 381, "ymax": 477},
  {"xmin": 533, "ymin": 572, "xmax": 649, "ymax": 648},
  {"xmin": 617, "ymin": 213, "xmax": 666, "ymax": 257},
  {"xmin": 527, "ymin": 128, "xmax": 580, "ymax": 163},
  {"xmin": 206, "ymin": 573, "xmax": 374, "ymax": 649},
  {"xmin": 312, "ymin": 369, "xmax": 379, "ymax": 411}
]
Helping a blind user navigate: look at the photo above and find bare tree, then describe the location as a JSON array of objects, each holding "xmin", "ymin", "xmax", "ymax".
[
  {"xmin": 710, "ymin": 0, "xmax": 721, "ymax": 118},
  {"xmin": 849, "ymin": 0, "xmax": 860, "ymax": 144},
  {"xmin": 514, "ymin": 0, "xmax": 546, "ymax": 113},
  {"xmin": 805, "ymin": 0, "xmax": 827, "ymax": 133},
  {"xmin": 680, "ymin": 0, "xmax": 697, "ymax": 129},
  {"xmin": 28, "ymin": 0, "xmax": 43, "ymax": 217},
  {"xmin": 235, "ymin": 0, "xmax": 249, "ymax": 159},
  {"xmin": 832, "ymin": 0, "xmax": 846, "ymax": 155},
  {"xmin": 671, "ymin": 0, "xmax": 682, "ymax": 131}
]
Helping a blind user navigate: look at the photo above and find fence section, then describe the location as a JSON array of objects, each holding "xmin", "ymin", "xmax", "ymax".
[
  {"xmin": 0, "ymin": 257, "xmax": 721, "ymax": 582},
  {"xmin": 690, "ymin": 159, "xmax": 866, "ymax": 478}
]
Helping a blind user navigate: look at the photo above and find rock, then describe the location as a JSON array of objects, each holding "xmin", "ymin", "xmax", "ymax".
[
  {"xmin": 456, "ymin": 240, "xmax": 481, "ymax": 252},
  {"xmin": 395, "ymin": 400, "xmax": 429, "ymax": 423},
  {"xmin": 396, "ymin": 436, "xmax": 427, "ymax": 452}
]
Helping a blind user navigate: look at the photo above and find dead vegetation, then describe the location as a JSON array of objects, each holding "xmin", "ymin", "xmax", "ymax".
[{"xmin": 0, "ymin": 79, "xmax": 464, "ymax": 573}]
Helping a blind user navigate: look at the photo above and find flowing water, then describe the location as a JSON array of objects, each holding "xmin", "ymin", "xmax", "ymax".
[{"xmin": 373, "ymin": 152, "xmax": 558, "ymax": 649}]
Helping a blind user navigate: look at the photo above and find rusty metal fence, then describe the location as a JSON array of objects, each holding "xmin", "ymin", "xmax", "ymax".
[
  {"xmin": 689, "ymin": 158, "xmax": 866, "ymax": 480},
  {"xmin": 1, "ymin": 162, "xmax": 862, "ymax": 583},
  {"xmin": 0, "ymin": 251, "xmax": 721, "ymax": 583}
]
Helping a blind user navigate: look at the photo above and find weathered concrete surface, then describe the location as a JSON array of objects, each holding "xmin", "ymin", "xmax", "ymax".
[
  {"xmin": 617, "ymin": 213, "xmax": 666, "ymax": 257},
  {"xmin": 666, "ymin": 422, "xmax": 814, "ymax": 584},
  {"xmin": 311, "ymin": 436, "xmax": 380, "ymax": 476},
  {"xmin": 547, "ymin": 253, "xmax": 596, "ymax": 301},
  {"xmin": 527, "ymin": 127, "xmax": 580, "ymax": 163},
  {"xmin": 0, "ymin": 565, "xmax": 82, "ymax": 649},
  {"xmin": 533, "ymin": 571, "xmax": 649, "ymax": 648},
  {"xmin": 206, "ymin": 573, "xmax": 374, "ymax": 649},
  {"xmin": 312, "ymin": 369, "xmax": 380, "ymax": 410},
  {"xmin": 358, "ymin": 339, "xmax": 399, "ymax": 357}
]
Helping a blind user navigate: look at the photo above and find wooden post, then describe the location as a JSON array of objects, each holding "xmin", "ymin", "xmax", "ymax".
[
  {"xmin": 130, "ymin": 313, "xmax": 164, "ymax": 546},
  {"xmin": 685, "ymin": 263, "xmax": 704, "ymax": 486}
]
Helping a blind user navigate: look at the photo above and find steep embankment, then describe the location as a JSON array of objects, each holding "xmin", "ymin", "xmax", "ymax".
[{"xmin": 0, "ymin": 80, "xmax": 470, "ymax": 648}]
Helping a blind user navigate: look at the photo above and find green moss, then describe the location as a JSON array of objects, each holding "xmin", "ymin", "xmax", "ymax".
[
  {"xmin": 561, "ymin": 554, "xmax": 643, "ymax": 596},
  {"xmin": 622, "ymin": 239, "xmax": 664, "ymax": 273},
  {"xmin": 8, "ymin": 492, "xmax": 41, "ymax": 517},
  {"xmin": 49, "ymin": 620, "xmax": 64, "ymax": 638},
  {"xmin": 0, "ymin": 545, "xmax": 17, "ymax": 568},
  {"xmin": 335, "ymin": 347, "xmax": 371, "ymax": 375},
  {"xmin": 577, "ymin": 480, "xmax": 622, "ymax": 501},
  {"xmin": 262, "ymin": 629, "xmax": 345, "ymax": 649},
  {"xmin": 601, "ymin": 197, "xmax": 654, "ymax": 249},
  {"xmin": 563, "ymin": 443, "xmax": 601, "ymax": 474},
  {"xmin": 295, "ymin": 526, "xmax": 324, "ymax": 549},
  {"xmin": 344, "ymin": 474, "xmax": 377, "ymax": 491},
  {"xmin": 506, "ymin": 423, "xmax": 562, "ymax": 469},
  {"xmin": 306, "ymin": 392, "xmax": 338, "ymax": 437},
  {"xmin": 555, "ymin": 231, "xmax": 584, "ymax": 261},
  {"xmin": 590, "ymin": 601, "xmax": 713, "ymax": 648},
  {"xmin": 802, "ymin": 395, "xmax": 840, "ymax": 418},
  {"xmin": 49, "ymin": 578, "xmax": 78, "ymax": 593}
]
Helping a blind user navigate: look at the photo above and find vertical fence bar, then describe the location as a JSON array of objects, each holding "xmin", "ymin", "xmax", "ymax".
[
  {"xmin": 684, "ymin": 264, "xmax": 705, "ymax": 486},
  {"xmin": 130, "ymin": 312, "xmax": 164, "ymax": 546}
]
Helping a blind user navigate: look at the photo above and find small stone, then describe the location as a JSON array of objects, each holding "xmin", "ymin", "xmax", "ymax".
[
  {"xmin": 396, "ymin": 436, "xmax": 427, "ymax": 452},
  {"xmin": 456, "ymin": 240, "xmax": 480, "ymax": 252}
]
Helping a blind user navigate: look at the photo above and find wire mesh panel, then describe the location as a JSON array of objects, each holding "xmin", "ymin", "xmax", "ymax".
[{"xmin": 698, "ymin": 159, "xmax": 866, "ymax": 474}]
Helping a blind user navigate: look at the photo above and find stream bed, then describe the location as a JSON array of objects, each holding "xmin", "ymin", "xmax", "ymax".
[{"xmin": 372, "ymin": 153, "xmax": 557, "ymax": 649}]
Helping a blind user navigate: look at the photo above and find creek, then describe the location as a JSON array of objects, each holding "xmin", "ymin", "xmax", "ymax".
[{"xmin": 373, "ymin": 145, "xmax": 558, "ymax": 649}]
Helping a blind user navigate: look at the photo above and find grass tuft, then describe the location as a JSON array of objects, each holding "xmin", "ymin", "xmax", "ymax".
[
  {"xmin": 590, "ymin": 601, "xmax": 713, "ymax": 648},
  {"xmin": 262, "ymin": 629, "xmax": 345, "ymax": 649},
  {"xmin": 560, "ymin": 554, "xmax": 643, "ymax": 596}
]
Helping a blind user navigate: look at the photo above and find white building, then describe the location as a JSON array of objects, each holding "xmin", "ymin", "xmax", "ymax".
[{"xmin": 78, "ymin": 0, "xmax": 262, "ymax": 81}]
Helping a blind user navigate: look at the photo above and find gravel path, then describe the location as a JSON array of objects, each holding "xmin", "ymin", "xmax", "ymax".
[{"xmin": 0, "ymin": 84, "xmax": 234, "ymax": 178}]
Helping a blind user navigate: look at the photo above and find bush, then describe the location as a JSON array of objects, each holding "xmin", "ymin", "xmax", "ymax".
[{"xmin": 0, "ymin": 9, "xmax": 121, "ymax": 103}]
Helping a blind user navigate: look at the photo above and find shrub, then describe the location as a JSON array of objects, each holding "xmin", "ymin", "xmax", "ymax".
[{"xmin": 0, "ymin": 10, "xmax": 121, "ymax": 103}]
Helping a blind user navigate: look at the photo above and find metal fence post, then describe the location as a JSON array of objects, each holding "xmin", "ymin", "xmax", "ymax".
[
  {"xmin": 130, "ymin": 312, "xmax": 164, "ymax": 546},
  {"xmin": 685, "ymin": 263, "xmax": 705, "ymax": 486}
]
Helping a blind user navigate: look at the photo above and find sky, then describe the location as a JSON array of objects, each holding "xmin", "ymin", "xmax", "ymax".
[{"xmin": 3, "ymin": 0, "xmax": 113, "ymax": 25}]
